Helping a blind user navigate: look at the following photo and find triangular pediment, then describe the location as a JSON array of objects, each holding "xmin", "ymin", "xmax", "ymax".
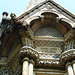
[{"xmin": 16, "ymin": 0, "xmax": 75, "ymax": 27}]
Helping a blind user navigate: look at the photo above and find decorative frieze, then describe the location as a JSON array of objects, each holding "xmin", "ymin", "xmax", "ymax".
[
  {"xmin": 39, "ymin": 53, "xmax": 60, "ymax": 59},
  {"xmin": 36, "ymin": 47, "xmax": 62, "ymax": 54},
  {"xmin": 34, "ymin": 40, "xmax": 64, "ymax": 52}
]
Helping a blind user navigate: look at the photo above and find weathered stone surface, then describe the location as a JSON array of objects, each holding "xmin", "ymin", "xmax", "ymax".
[{"xmin": 0, "ymin": 0, "xmax": 75, "ymax": 75}]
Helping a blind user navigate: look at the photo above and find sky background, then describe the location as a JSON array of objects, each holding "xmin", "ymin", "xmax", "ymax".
[{"xmin": 0, "ymin": 0, "xmax": 75, "ymax": 21}]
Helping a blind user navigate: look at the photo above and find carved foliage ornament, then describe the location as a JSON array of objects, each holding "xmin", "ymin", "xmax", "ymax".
[
  {"xmin": 19, "ymin": 46, "xmax": 39, "ymax": 62},
  {"xmin": 60, "ymin": 49, "xmax": 75, "ymax": 65}
]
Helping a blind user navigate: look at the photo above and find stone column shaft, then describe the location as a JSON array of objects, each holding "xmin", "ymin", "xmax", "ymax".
[
  {"xmin": 22, "ymin": 60, "xmax": 29, "ymax": 75},
  {"xmin": 73, "ymin": 63, "xmax": 75, "ymax": 75},
  {"xmin": 67, "ymin": 65, "xmax": 74, "ymax": 75},
  {"xmin": 29, "ymin": 63, "xmax": 34, "ymax": 75}
]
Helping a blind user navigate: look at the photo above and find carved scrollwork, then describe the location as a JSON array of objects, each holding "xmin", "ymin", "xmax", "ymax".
[
  {"xmin": 60, "ymin": 49, "xmax": 75, "ymax": 65},
  {"xmin": 19, "ymin": 46, "xmax": 39, "ymax": 62}
]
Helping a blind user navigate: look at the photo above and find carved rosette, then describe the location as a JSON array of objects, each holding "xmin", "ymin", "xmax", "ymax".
[
  {"xmin": 19, "ymin": 46, "xmax": 39, "ymax": 63},
  {"xmin": 60, "ymin": 49, "xmax": 75, "ymax": 65}
]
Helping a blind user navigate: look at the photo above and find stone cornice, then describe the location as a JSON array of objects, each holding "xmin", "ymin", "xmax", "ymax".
[{"xmin": 34, "ymin": 68, "xmax": 66, "ymax": 73}]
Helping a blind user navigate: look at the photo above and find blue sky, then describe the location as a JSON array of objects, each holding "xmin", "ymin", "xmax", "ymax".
[{"xmin": 0, "ymin": 0, "xmax": 75, "ymax": 21}]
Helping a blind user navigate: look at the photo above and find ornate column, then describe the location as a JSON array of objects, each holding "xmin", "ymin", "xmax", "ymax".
[
  {"xmin": 72, "ymin": 60, "xmax": 75, "ymax": 75},
  {"xmin": 19, "ymin": 46, "xmax": 39, "ymax": 75},
  {"xmin": 73, "ymin": 63, "xmax": 75, "ymax": 75},
  {"xmin": 22, "ymin": 58, "xmax": 29, "ymax": 75},
  {"xmin": 67, "ymin": 64, "xmax": 74, "ymax": 75},
  {"xmin": 29, "ymin": 60, "xmax": 34, "ymax": 75}
]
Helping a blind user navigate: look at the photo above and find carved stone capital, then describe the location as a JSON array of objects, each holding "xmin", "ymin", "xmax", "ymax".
[
  {"xmin": 29, "ymin": 60, "xmax": 35, "ymax": 67},
  {"xmin": 72, "ymin": 60, "xmax": 75, "ymax": 64},
  {"xmin": 19, "ymin": 46, "xmax": 39, "ymax": 63},
  {"xmin": 65, "ymin": 62, "xmax": 71, "ymax": 69},
  {"xmin": 60, "ymin": 49, "xmax": 75, "ymax": 65},
  {"xmin": 22, "ymin": 57, "xmax": 30, "ymax": 63}
]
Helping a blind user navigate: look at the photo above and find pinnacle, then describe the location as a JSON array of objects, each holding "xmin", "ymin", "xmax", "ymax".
[{"xmin": 25, "ymin": 0, "xmax": 46, "ymax": 12}]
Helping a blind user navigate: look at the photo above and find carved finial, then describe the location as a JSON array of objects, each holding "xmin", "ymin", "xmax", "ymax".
[
  {"xmin": 2, "ymin": 12, "xmax": 8, "ymax": 18},
  {"xmin": 10, "ymin": 13, "xmax": 16, "ymax": 19}
]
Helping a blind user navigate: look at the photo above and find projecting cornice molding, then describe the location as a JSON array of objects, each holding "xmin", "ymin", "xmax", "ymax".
[{"xmin": 19, "ymin": 46, "xmax": 75, "ymax": 70}]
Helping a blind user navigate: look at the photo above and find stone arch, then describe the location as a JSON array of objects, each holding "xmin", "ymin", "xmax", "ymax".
[
  {"xmin": 25, "ymin": 16, "xmax": 40, "ymax": 24},
  {"xmin": 29, "ymin": 12, "xmax": 72, "ymax": 37},
  {"xmin": 60, "ymin": 18, "xmax": 74, "ymax": 27},
  {"xmin": 39, "ymin": 10, "xmax": 60, "ymax": 17},
  {"xmin": 26, "ymin": 10, "xmax": 59, "ymax": 24}
]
